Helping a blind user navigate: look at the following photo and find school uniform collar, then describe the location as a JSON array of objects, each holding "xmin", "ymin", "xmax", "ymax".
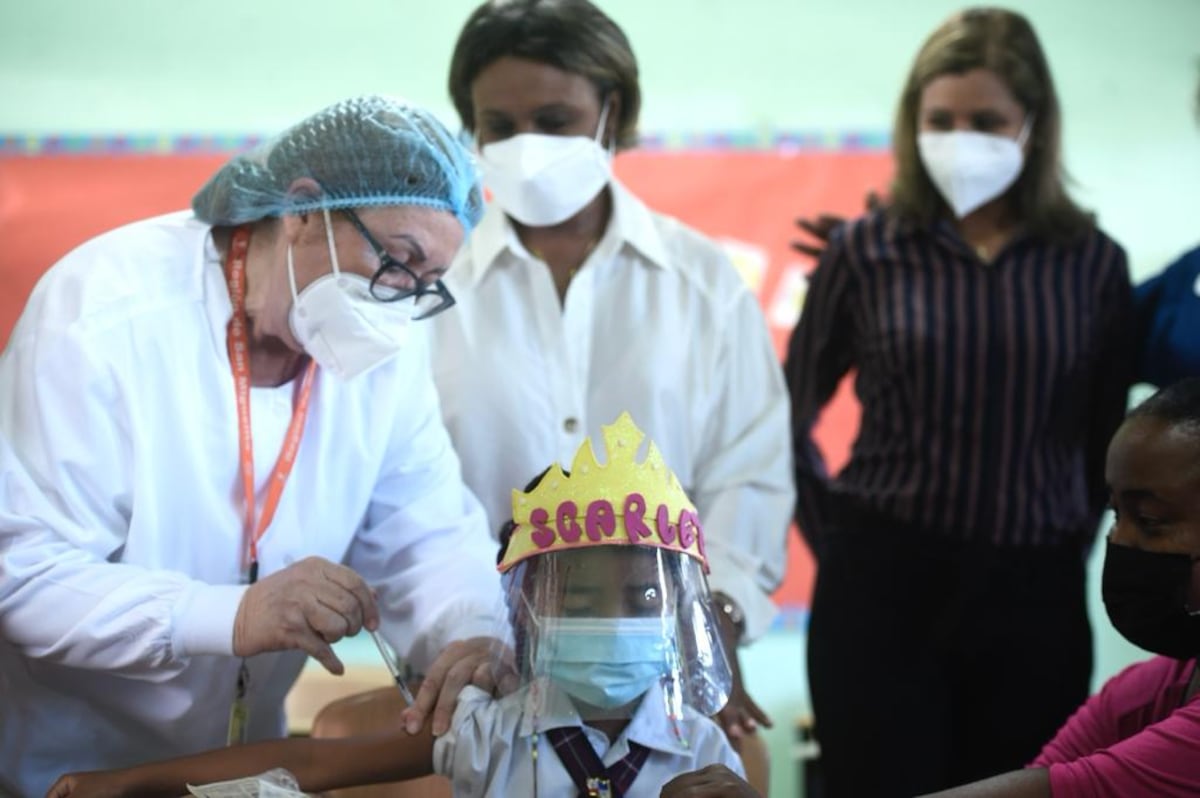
[{"xmin": 517, "ymin": 678, "xmax": 695, "ymax": 757}]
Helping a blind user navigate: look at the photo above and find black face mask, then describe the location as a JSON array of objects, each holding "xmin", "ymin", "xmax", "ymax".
[{"xmin": 1102, "ymin": 541, "xmax": 1200, "ymax": 660}]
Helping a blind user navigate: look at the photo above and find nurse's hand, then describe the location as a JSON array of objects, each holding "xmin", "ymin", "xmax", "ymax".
[
  {"xmin": 233, "ymin": 556, "xmax": 379, "ymax": 675},
  {"xmin": 402, "ymin": 636, "xmax": 519, "ymax": 736},
  {"xmin": 660, "ymin": 765, "xmax": 761, "ymax": 797},
  {"xmin": 45, "ymin": 771, "xmax": 129, "ymax": 798}
]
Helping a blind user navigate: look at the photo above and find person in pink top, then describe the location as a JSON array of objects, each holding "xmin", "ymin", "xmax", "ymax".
[
  {"xmin": 1028, "ymin": 656, "xmax": 1198, "ymax": 796},
  {"xmin": 662, "ymin": 377, "xmax": 1200, "ymax": 798}
]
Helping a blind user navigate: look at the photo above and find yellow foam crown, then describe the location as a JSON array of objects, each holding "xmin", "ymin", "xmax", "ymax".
[{"xmin": 498, "ymin": 412, "xmax": 708, "ymax": 573}]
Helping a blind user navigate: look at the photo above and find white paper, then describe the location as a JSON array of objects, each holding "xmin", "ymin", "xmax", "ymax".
[{"xmin": 187, "ymin": 768, "xmax": 308, "ymax": 798}]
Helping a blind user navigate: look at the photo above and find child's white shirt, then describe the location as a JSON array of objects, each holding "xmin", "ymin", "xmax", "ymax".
[{"xmin": 432, "ymin": 679, "xmax": 744, "ymax": 797}]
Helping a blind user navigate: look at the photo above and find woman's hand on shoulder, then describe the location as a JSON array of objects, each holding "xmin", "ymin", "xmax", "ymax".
[{"xmin": 401, "ymin": 636, "xmax": 518, "ymax": 736}]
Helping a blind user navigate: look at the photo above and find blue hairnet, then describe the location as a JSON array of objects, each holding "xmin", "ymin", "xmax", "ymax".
[{"xmin": 192, "ymin": 95, "xmax": 483, "ymax": 232}]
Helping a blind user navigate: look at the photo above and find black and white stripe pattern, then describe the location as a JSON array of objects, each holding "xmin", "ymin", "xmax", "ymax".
[{"xmin": 786, "ymin": 209, "xmax": 1134, "ymax": 547}]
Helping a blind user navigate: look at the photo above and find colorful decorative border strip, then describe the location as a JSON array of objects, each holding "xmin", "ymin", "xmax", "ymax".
[
  {"xmin": 637, "ymin": 130, "xmax": 890, "ymax": 152},
  {"xmin": 0, "ymin": 134, "xmax": 266, "ymax": 157},
  {"xmin": 0, "ymin": 130, "xmax": 889, "ymax": 157}
]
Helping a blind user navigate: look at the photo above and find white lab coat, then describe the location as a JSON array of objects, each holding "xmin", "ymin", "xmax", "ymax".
[
  {"xmin": 430, "ymin": 182, "xmax": 795, "ymax": 641},
  {"xmin": 0, "ymin": 212, "xmax": 502, "ymax": 797}
]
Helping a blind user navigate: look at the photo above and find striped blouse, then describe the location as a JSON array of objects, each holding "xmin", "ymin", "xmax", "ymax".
[{"xmin": 785, "ymin": 209, "xmax": 1134, "ymax": 548}]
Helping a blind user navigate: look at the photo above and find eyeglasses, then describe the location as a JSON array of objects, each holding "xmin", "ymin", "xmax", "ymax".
[{"xmin": 341, "ymin": 209, "xmax": 456, "ymax": 320}]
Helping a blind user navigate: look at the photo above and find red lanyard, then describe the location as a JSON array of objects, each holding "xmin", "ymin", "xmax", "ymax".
[{"xmin": 224, "ymin": 226, "xmax": 317, "ymax": 583}]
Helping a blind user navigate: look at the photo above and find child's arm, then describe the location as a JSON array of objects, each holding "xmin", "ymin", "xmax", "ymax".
[{"xmin": 45, "ymin": 725, "xmax": 436, "ymax": 798}]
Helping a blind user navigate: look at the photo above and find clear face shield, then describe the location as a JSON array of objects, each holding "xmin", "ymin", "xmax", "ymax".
[{"xmin": 501, "ymin": 542, "xmax": 732, "ymax": 730}]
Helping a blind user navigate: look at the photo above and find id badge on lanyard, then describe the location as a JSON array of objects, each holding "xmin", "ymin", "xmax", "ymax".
[
  {"xmin": 586, "ymin": 778, "xmax": 614, "ymax": 798},
  {"xmin": 223, "ymin": 225, "xmax": 317, "ymax": 746},
  {"xmin": 227, "ymin": 661, "xmax": 252, "ymax": 745}
]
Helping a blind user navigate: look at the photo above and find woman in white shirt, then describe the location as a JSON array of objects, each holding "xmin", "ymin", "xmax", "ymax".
[
  {"xmin": 431, "ymin": 0, "xmax": 795, "ymax": 748},
  {"xmin": 0, "ymin": 95, "xmax": 504, "ymax": 796}
]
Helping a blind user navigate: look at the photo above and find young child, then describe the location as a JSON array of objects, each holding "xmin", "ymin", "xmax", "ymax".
[
  {"xmin": 48, "ymin": 412, "xmax": 745, "ymax": 798},
  {"xmin": 667, "ymin": 378, "xmax": 1200, "ymax": 798}
]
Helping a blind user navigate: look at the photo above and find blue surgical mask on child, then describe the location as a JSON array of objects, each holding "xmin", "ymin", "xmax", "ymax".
[{"xmin": 534, "ymin": 616, "xmax": 673, "ymax": 710}]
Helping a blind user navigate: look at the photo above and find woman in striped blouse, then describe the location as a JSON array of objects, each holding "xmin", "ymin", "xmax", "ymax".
[{"xmin": 784, "ymin": 9, "xmax": 1134, "ymax": 797}]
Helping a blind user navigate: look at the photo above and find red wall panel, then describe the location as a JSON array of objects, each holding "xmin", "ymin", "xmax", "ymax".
[{"xmin": 0, "ymin": 148, "xmax": 892, "ymax": 612}]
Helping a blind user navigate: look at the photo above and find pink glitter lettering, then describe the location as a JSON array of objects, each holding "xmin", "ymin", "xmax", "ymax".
[
  {"xmin": 556, "ymin": 501, "xmax": 582, "ymax": 543},
  {"xmin": 678, "ymin": 509, "xmax": 700, "ymax": 548},
  {"xmin": 623, "ymin": 493, "xmax": 653, "ymax": 540},
  {"xmin": 584, "ymin": 499, "xmax": 616, "ymax": 541},
  {"xmin": 655, "ymin": 504, "xmax": 677, "ymax": 545},
  {"xmin": 530, "ymin": 508, "xmax": 555, "ymax": 549}
]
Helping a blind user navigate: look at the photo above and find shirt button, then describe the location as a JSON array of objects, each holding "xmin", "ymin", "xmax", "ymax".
[{"xmin": 563, "ymin": 417, "xmax": 579, "ymax": 434}]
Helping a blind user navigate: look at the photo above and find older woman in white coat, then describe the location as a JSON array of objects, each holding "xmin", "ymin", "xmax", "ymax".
[{"xmin": 0, "ymin": 95, "xmax": 506, "ymax": 797}]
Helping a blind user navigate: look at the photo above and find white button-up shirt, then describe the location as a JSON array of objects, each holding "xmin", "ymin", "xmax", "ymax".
[
  {"xmin": 433, "ymin": 680, "xmax": 744, "ymax": 797},
  {"xmin": 430, "ymin": 182, "xmax": 794, "ymax": 640},
  {"xmin": 0, "ymin": 213, "xmax": 502, "ymax": 797}
]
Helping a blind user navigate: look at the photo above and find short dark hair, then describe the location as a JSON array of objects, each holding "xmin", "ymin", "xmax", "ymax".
[
  {"xmin": 890, "ymin": 7, "xmax": 1093, "ymax": 240},
  {"xmin": 448, "ymin": 0, "xmax": 642, "ymax": 150},
  {"xmin": 1129, "ymin": 377, "xmax": 1200, "ymax": 439}
]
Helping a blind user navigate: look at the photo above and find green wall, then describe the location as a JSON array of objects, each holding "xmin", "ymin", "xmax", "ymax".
[
  {"xmin": 3, "ymin": 0, "xmax": 1198, "ymax": 278},
  {"xmin": 3, "ymin": 2, "xmax": 1199, "ymax": 795}
]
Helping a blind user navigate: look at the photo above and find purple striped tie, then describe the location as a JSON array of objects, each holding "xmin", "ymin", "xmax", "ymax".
[{"xmin": 546, "ymin": 726, "xmax": 652, "ymax": 797}]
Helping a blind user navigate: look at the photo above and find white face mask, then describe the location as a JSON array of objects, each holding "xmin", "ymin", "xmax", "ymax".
[
  {"xmin": 287, "ymin": 209, "xmax": 414, "ymax": 381},
  {"xmin": 917, "ymin": 117, "xmax": 1033, "ymax": 218},
  {"xmin": 478, "ymin": 102, "xmax": 613, "ymax": 227}
]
